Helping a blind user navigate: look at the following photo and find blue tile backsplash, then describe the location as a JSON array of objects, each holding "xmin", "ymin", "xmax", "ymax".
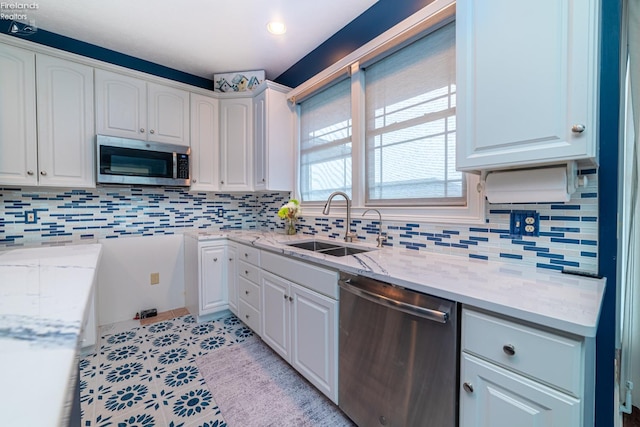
[{"xmin": 0, "ymin": 169, "xmax": 598, "ymax": 272}]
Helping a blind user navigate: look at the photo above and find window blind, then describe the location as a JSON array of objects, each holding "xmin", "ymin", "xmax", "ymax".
[
  {"xmin": 299, "ymin": 79, "xmax": 352, "ymax": 202},
  {"xmin": 364, "ymin": 22, "xmax": 463, "ymax": 205}
]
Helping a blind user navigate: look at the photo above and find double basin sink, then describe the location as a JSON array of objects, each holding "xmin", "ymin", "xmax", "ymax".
[{"xmin": 285, "ymin": 240, "xmax": 373, "ymax": 257}]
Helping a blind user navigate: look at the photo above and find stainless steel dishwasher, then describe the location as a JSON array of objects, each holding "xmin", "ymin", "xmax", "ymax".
[{"xmin": 338, "ymin": 272, "xmax": 459, "ymax": 427}]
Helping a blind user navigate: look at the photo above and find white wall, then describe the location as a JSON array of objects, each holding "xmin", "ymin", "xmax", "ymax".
[{"xmin": 97, "ymin": 234, "xmax": 185, "ymax": 325}]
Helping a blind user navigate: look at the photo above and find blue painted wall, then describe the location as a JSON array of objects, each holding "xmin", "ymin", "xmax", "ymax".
[{"xmin": 596, "ymin": 0, "xmax": 622, "ymax": 425}]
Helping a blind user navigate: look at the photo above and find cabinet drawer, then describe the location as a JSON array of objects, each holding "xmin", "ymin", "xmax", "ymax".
[
  {"xmin": 237, "ymin": 244, "xmax": 260, "ymax": 266},
  {"xmin": 238, "ymin": 276, "xmax": 260, "ymax": 311},
  {"xmin": 239, "ymin": 299, "xmax": 261, "ymax": 335},
  {"xmin": 238, "ymin": 260, "xmax": 260, "ymax": 284},
  {"xmin": 462, "ymin": 309, "xmax": 583, "ymax": 396},
  {"xmin": 261, "ymin": 251, "xmax": 339, "ymax": 299}
]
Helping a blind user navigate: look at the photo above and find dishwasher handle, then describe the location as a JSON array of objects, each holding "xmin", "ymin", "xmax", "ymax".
[{"xmin": 339, "ymin": 278, "xmax": 449, "ymax": 324}]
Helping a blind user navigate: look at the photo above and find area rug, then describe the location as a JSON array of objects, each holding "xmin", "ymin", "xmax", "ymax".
[{"xmin": 195, "ymin": 337, "xmax": 354, "ymax": 427}]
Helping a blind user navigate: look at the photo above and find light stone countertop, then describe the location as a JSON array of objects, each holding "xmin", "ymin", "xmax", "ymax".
[
  {"xmin": 0, "ymin": 243, "xmax": 102, "ymax": 427},
  {"xmin": 187, "ymin": 229, "xmax": 606, "ymax": 338}
]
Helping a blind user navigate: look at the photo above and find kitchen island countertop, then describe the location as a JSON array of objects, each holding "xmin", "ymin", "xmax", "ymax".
[
  {"xmin": 0, "ymin": 243, "xmax": 102, "ymax": 427},
  {"xmin": 188, "ymin": 230, "xmax": 606, "ymax": 338}
]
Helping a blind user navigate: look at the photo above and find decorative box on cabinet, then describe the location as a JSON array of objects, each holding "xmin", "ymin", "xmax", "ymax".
[
  {"xmin": 0, "ymin": 44, "xmax": 94, "ymax": 187},
  {"xmin": 219, "ymin": 97, "xmax": 253, "ymax": 191},
  {"xmin": 95, "ymin": 69, "xmax": 189, "ymax": 146},
  {"xmin": 456, "ymin": 0, "xmax": 599, "ymax": 172},
  {"xmin": 190, "ymin": 93, "xmax": 220, "ymax": 191},
  {"xmin": 236, "ymin": 244, "xmax": 262, "ymax": 334},
  {"xmin": 460, "ymin": 308, "xmax": 594, "ymax": 427},
  {"xmin": 184, "ymin": 235, "xmax": 230, "ymax": 322},
  {"xmin": 253, "ymin": 82, "xmax": 294, "ymax": 191},
  {"xmin": 260, "ymin": 251, "xmax": 339, "ymax": 403}
]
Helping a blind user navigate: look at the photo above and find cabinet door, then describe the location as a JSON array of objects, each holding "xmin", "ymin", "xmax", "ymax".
[
  {"xmin": 290, "ymin": 283, "xmax": 338, "ymax": 403},
  {"xmin": 261, "ymin": 271, "xmax": 291, "ymax": 361},
  {"xmin": 0, "ymin": 44, "xmax": 37, "ymax": 186},
  {"xmin": 227, "ymin": 244, "xmax": 238, "ymax": 315},
  {"xmin": 36, "ymin": 55, "xmax": 95, "ymax": 188},
  {"xmin": 95, "ymin": 69, "xmax": 147, "ymax": 140},
  {"xmin": 460, "ymin": 353, "xmax": 581, "ymax": 427},
  {"xmin": 456, "ymin": 0, "xmax": 598, "ymax": 171},
  {"xmin": 200, "ymin": 245, "xmax": 228, "ymax": 313},
  {"xmin": 147, "ymin": 82, "xmax": 189, "ymax": 146},
  {"xmin": 253, "ymin": 90, "xmax": 266, "ymax": 190},
  {"xmin": 190, "ymin": 93, "xmax": 219, "ymax": 190},
  {"xmin": 219, "ymin": 97, "xmax": 253, "ymax": 191}
]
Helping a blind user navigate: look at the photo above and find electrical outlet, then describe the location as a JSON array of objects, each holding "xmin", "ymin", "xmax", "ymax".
[
  {"xmin": 510, "ymin": 210, "xmax": 539, "ymax": 237},
  {"xmin": 150, "ymin": 272, "xmax": 160, "ymax": 285},
  {"xmin": 25, "ymin": 210, "xmax": 37, "ymax": 224}
]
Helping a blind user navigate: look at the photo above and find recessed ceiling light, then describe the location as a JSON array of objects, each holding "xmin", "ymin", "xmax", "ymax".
[{"xmin": 267, "ymin": 21, "xmax": 286, "ymax": 35}]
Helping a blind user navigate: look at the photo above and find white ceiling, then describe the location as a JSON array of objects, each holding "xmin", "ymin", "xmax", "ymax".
[{"xmin": 25, "ymin": 0, "xmax": 379, "ymax": 81}]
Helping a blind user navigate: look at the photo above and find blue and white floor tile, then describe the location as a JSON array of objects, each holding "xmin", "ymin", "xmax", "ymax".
[{"xmin": 80, "ymin": 313, "xmax": 254, "ymax": 427}]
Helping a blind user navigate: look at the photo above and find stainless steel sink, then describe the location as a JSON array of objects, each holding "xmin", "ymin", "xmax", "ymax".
[{"xmin": 285, "ymin": 240, "xmax": 373, "ymax": 257}]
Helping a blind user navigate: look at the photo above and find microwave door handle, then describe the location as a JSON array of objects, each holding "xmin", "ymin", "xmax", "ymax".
[{"xmin": 173, "ymin": 152, "xmax": 177, "ymax": 179}]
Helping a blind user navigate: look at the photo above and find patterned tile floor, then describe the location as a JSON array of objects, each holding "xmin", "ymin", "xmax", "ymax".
[{"xmin": 80, "ymin": 313, "xmax": 254, "ymax": 427}]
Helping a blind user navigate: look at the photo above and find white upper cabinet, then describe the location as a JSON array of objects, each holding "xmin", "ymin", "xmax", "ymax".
[
  {"xmin": 147, "ymin": 82, "xmax": 190, "ymax": 145},
  {"xmin": 0, "ymin": 44, "xmax": 94, "ymax": 188},
  {"xmin": 36, "ymin": 54, "xmax": 95, "ymax": 187},
  {"xmin": 253, "ymin": 83, "xmax": 294, "ymax": 191},
  {"xmin": 190, "ymin": 93, "xmax": 219, "ymax": 191},
  {"xmin": 219, "ymin": 97, "xmax": 253, "ymax": 191},
  {"xmin": 95, "ymin": 70, "xmax": 146, "ymax": 140},
  {"xmin": 96, "ymin": 69, "xmax": 189, "ymax": 146},
  {"xmin": 0, "ymin": 44, "xmax": 37, "ymax": 186},
  {"xmin": 456, "ymin": 0, "xmax": 599, "ymax": 172}
]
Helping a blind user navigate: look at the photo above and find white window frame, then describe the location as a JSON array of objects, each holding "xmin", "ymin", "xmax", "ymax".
[{"xmin": 290, "ymin": 0, "xmax": 484, "ymax": 224}]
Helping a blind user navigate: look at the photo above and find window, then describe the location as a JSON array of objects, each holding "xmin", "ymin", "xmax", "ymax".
[
  {"xmin": 292, "ymin": 3, "xmax": 482, "ymax": 222},
  {"xmin": 299, "ymin": 79, "xmax": 352, "ymax": 202},
  {"xmin": 364, "ymin": 22, "xmax": 461, "ymax": 205}
]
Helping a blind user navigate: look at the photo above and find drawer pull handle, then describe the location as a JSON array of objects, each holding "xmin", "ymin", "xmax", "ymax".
[
  {"xmin": 245, "ymin": 270, "xmax": 249, "ymax": 274},
  {"xmin": 283, "ymin": 294, "xmax": 287, "ymax": 300},
  {"xmin": 213, "ymin": 258, "xmax": 218, "ymax": 262},
  {"xmin": 503, "ymin": 344, "xmax": 516, "ymax": 356},
  {"xmin": 463, "ymin": 382, "xmax": 474, "ymax": 393},
  {"xmin": 245, "ymin": 290, "xmax": 249, "ymax": 295},
  {"xmin": 289, "ymin": 296, "xmax": 293, "ymax": 302},
  {"xmin": 244, "ymin": 253, "xmax": 249, "ymax": 257},
  {"xmin": 245, "ymin": 314, "xmax": 250, "ymax": 319}
]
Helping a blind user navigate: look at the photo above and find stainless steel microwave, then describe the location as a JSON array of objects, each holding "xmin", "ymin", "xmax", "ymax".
[{"xmin": 96, "ymin": 135, "xmax": 190, "ymax": 186}]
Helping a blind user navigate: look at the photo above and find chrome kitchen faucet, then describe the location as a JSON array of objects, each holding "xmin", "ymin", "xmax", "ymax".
[
  {"xmin": 323, "ymin": 191, "xmax": 357, "ymax": 242},
  {"xmin": 362, "ymin": 209, "xmax": 386, "ymax": 247}
]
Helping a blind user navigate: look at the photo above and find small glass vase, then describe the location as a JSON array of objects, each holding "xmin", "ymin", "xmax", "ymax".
[{"xmin": 285, "ymin": 219, "xmax": 297, "ymax": 235}]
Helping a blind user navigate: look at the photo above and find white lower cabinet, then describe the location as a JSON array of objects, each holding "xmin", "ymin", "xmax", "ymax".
[
  {"xmin": 260, "ymin": 252, "xmax": 339, "ymax": 404},
  {"xmin": 461, "ymin": 353, "xmax": 580, "ymax": 426},
  {"xmin": 460, "ymin": 308, "xmax": 593, "ymax": 427},
  {"xmin": 184, "ymin": 236, "xmax": 230, "ymax": 322},
  {"xmin": 200, "ymin": 245, "xmax": 228, "ymax": 313}
]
